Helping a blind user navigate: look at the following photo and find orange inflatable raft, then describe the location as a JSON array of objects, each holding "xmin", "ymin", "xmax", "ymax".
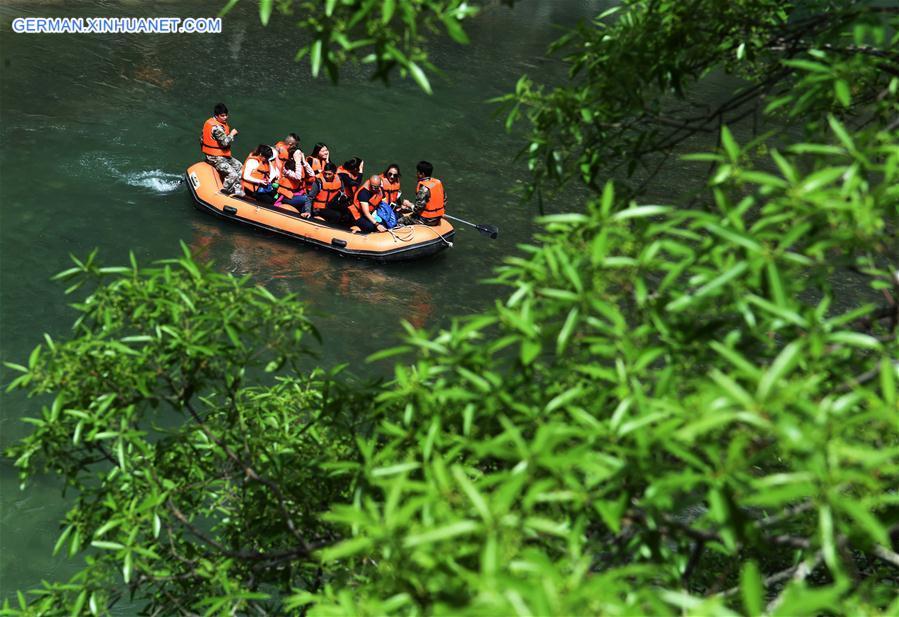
[{"xmin": 185, "ymin": 162, "xmax": 454, "ymax": 262}]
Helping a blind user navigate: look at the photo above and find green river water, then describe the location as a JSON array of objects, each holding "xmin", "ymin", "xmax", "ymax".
[
  {"xmin": 1, "ymin": 0, "xmax": 870, "ymax": 604},
  {"xmin": 0, "ymin": 0, "xmax": 607, "ymax": 599}
]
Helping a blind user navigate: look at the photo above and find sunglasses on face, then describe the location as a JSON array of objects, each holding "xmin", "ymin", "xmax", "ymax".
[{"xmin": 387, "ymin": 173, "xmax": 399, "ymax": 179}]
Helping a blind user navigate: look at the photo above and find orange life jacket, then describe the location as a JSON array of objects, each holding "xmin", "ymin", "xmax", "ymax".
[
  {"xmin": 273, "ymin": 141, "xmax": 290, "ymax": 172},
  {"xmin": 306, "ymin": 157, "xmax": 324, "ymax": 190},
  {"xmin": 277, "ymin": 164, "xmax": 305, "ymax": 198},
  {"xmin": 240, "ymin": 155, "xmax": 271, "ymax": 193},
  {"xmin": 380, "ymin": 175, "xmax": 401, "ymax": 205},
  {"xmin": 308, "ymin": 157, "xmax": 324, "ymax": 173},
  {"xmin": 201, "ymin": 117, "xmax": 231, "ymax": 157},
  {"xmin": 417, "ymin": 177, "xmax": 445, "ymax": 219},
  {"xmin": 337, "ymin": 166, "xmax": 362, "ymax": 199},
  {"xmin": 312, "ymin": 174, "xmax": 343, "ymax": 211},
  {"xmin": 349, "ymin": 179, "xmax": 384, "ymax": 221}
]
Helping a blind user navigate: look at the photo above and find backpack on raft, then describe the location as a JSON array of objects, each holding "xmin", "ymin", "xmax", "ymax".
[{"xmin": 375, "ymin": 202, "xmax": 398, "ymax": 229}]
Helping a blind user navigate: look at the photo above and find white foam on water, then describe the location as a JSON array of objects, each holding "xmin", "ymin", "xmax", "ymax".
[
  {"xmin": 123, "ymin": 170, "xmax": 183, "ymax": 193},
  {"xmin": 77, "ymin": 153, "xmax": 183, "ymax": 194}
]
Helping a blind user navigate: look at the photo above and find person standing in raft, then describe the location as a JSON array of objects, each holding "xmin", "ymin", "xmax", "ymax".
[
  {"xmin": 349, "ymin": 175, "xmax": 387, "ymax": 233},
  {"xmin": 398, "ymin": 160, "xmax": 445, "ymax": 226},
  {"xmin": 200, "ymin": 103, "xmax": 243, "ymax": 196},
  {"xmin": 240, "ymin": 145, "xmax": 279, "ymax": 204}
]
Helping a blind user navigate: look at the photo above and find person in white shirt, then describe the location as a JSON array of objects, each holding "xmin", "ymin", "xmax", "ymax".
[{"xmin": 240, "ymin": 144, "xmax": 280, "ymax": 204}]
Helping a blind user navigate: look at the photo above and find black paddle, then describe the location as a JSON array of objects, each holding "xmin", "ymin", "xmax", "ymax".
[{"xmin": 444, "ymin": 214, "xmax": 499, "ymax": 239}]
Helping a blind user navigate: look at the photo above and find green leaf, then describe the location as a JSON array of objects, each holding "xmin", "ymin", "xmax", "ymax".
[
  {"xmin": 798, "ymin": 166, "xmax": 845, "ymax": 194},
  {"xmin": 740, "ymin": 560, "xmax": 763, "ymax": 617},
  {"xmin": 720, "ymin": 125, "xmax": 740, "ymax": 162},
  {"xmin": 826, "ymin": 331, "xmax": 881, "ymax": 350},
  {"xmin": 820, "ymin": 505, "xmax": 839, "ymax": 575},
  {"xmin": 556, "ymin": 308, "xmax": 579, "ymax": 355},
  {"xmin": 703, "ymin": 222, "xmax": 762, "ymax": 254},
  {"xmin": 837, "ymin": 499, "xmax": 889, "ymax": 546},
  {"xmin": 218, "ymin": 0, "xmax": 240, "ymax": 17},
  {"xmin": 443, "ymin": 15, "xmax": 469, "ymax": 44},
  {"xmin": 834, "ymin": 79, "xmax": 851, "ymax": 107},
  {"xmin": 757, "ymin": 341, "xmax": 803, "ymax": 401},
  {"xmin": 682, "ymin": 152, "xmax": 724, "ymax": 162},
  {"xmin": 3, "ymin": 361, "xmax": 27, "ymax": 373},
  {"xmin": 28, "ymin": 345, "xmax": 41, "ymax": 369},
  {"xmin": 320, "ymin": 536, "xmax": 373, "ymax": 562},
  {"xmin": 259, "ymin": 0, "xmax": 273, "ymax": 25},
  {"xmin": 310, "ymin": 40, "xmax": 323, "ymax": 78},
  {"xmin": 452, "ymin": 466, "xmax": 492, "ymax": 522},
  {"xmin": 367, "ymin": 345, "xmax": 413, "ymax": 363},
  {"xmin": 827, "ymin": 115, "xmax": 854, "ymax": 151},
  {"xmin": 545, "ymin": 385, "xmax": 583, "ymax": 413},
  {"xmin": 408, "ymin": 61, "xmax": 432, "ymax": 95},
  {"xmin": 709, "ymin": 341, "xmax": 762, "ymax": 380},
  {"xmin": 539, "ymin": 213, "xmax": 590, "ymax": 225},
  {"xmin": 381, "ymin": 0, "xmax": 395, "ymax": 23},
  {"xmin": 123, "ymin": 550, "xmax": 133, "ymax": 583},
  {"xmin": 403, "ymin": 520, "xmax": 480, "ymax": 547},
  {"xmin": 666, "ymin": 261, "xmax": 749, "ymax": 312},
  {"xmin": 71, "ymin": 590, "xmax": 87, "ymax": 617},
  {"xmin": 881, "ymin": 357, "xmax": 896, "ymax": 406},
  {"xmin": 766, "ymin": 261, "xmax": 787, "ymax": 307},
  {"xmin": 771, "ymin": 149, "xmax": 797, "ymax": 183},
  {"xmin": 611, "ymin": 205, "xmax": 670, "ymax": 221},
  {"xmin": 53, "ymin": 524, "xmax": 74, "ymax": 556},
  {"xmin": 520, "ymin": 339, "xmax": 541, "ymax": 366},
  {"xmin": 783, "ymin": 58, "xmax": 830, "ymax": 73},
  {"xmin": 371, "ymin": 462, "xmax": 420, "ymax": 477},
  {"xmin": 593, "ymin": 495, "xmax": 627, "ymax": 533}
]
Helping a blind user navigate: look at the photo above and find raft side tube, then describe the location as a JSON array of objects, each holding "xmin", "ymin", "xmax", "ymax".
[{"xmin": 184, "ymin": 162, "xmax": 454, "ymax": 262}]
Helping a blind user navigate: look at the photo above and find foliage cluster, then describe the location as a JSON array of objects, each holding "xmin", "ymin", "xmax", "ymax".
[
  {"xmin": 499, "ymin": 0, "xmax": 899, "ymax": 201},
  {"xmin": 3, "ymin": 253, "xmax": 364, "ymax": 614},
  {"xmin": 3, "ymin": 0, "xmax": 899, "ymax": 615},
  {"xmin": 224, "ymin": 0, "xmax": 502, "ymax": 93}
]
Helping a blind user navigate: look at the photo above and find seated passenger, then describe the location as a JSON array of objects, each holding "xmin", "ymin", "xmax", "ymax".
[
  {"xmin": 275, "ymin": 157, "xmax": 312, "ymax": 212},
  {"xmin": 307, "ymin": 162, "xmax": 346, "ymax": 225},
  {"xmin": 337, "ymin": 157, "xmax": 364, "ymax": 199},
  {"xmin": 379, "ymin": 163, "xmax": 402, "ymax": 209},
  {"xmin": 307, "ymin": 142, "xmax": 331, "ymax": 177},
  {"xmin": 273, "ymin": 133, "xmax": 300, "ymax": 172},
  {"xmin": 349, "ymin": 175, "xmax": 387, "ymax": 234},
  {"xmin": 241, "ymin": 144, "xmax": 279, "ymax": 204},
  {"xmin": 398, "ymin": 160, "xmax": 446, "ymax": 226}
]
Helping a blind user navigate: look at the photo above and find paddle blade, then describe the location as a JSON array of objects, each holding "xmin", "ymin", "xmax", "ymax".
[{"xmin": 477, "ymin": 224, "xmax": 499, "ymax": 239}]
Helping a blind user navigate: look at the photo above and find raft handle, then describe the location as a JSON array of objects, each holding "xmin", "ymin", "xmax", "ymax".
[
  {"xmin": 331, "ymin": 238, "xmax": 347, "ymax": 248},
  {"xmin": 224, "ymin": 206, "xmax": 238, "ymax": 216}
]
